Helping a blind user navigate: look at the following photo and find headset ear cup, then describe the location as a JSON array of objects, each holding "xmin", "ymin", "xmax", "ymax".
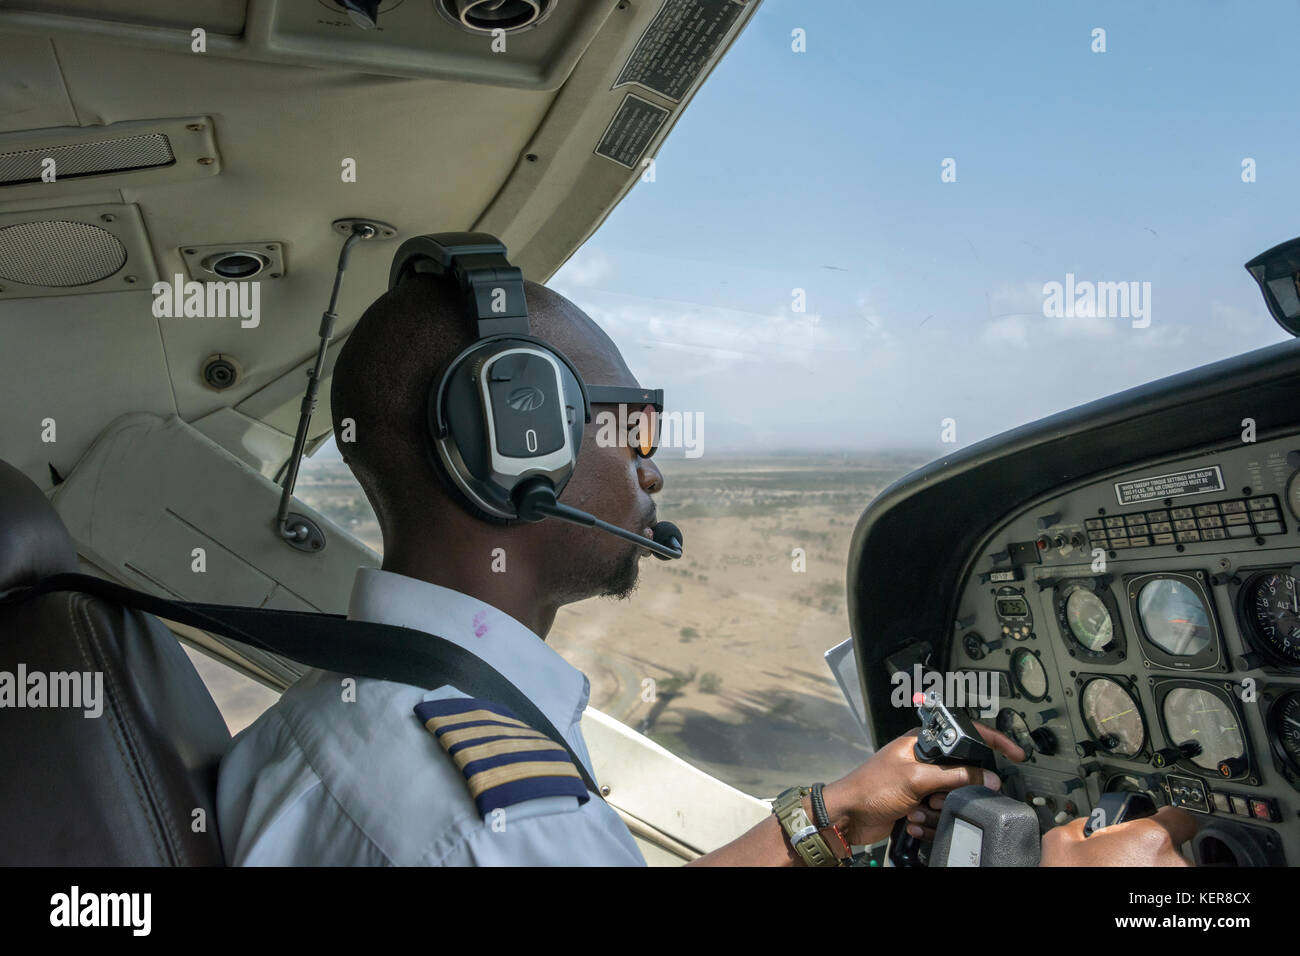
[
  {"xmin": 420, "ymin": 434, "xmax": 514, "ymax": 526},
  {"xmin": 425, "ymin": 336, "xmax": 585, "ymax": 522},
  {"xmin": 421, "ymin": 374, "xmax": 510, "ymax": 525},
  {"xmin": 556, "ymin": 360, "xmax": 585, "ymax": 487},
  {"xmin": 426, "ymin": 351, "xmax": 517, "ymax": 524}
]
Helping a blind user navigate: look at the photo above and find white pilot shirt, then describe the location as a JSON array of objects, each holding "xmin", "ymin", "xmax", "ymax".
[{"xmin": 216, "ymin": 568, "xmax": 646, "ymax": 866}]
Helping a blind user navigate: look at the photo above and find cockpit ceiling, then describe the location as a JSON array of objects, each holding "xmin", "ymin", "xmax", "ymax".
[{"xmin": 0, "ymin": 0, "xmax": 759, "ymax": 485}]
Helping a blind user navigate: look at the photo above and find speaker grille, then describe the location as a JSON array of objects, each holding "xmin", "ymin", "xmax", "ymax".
[
  {"xmin": 0, "ymin": 220, "xmax": 128, "ymax": 286},
  {"xmin": 0, "ymin": 133, "xmax": 175, "ymax": 187}
]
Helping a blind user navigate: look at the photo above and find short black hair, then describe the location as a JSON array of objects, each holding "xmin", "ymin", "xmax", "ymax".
[{"xmin": 329, "ymin": 275, "xmax": 471, "ymax": 545}]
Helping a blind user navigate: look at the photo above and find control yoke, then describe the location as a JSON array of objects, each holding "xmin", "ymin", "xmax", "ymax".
[{"xmin": 889, "ymin": 691, "xmax": 1155, "ymax": 867}]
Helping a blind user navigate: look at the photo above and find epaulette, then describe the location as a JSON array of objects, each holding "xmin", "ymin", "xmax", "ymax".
[{"xmin": 413, "ymin": 697, "xmax": 590, "ymax": 818}]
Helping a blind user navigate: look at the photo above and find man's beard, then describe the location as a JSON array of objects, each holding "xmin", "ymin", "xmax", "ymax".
[
  {"xmin": 551, "ymin": 537, "xmax": 642, "ymax": 603},
  {"xmin": 599, "ymin": 541, "xmax": 643, "ymax": 600},
  {"xmin": 553, "ymin": 509, "xmax": 653, "ymax": 603}
]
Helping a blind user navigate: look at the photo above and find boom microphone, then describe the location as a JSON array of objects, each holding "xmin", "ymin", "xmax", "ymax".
[
  {"xmin": 650, "ymin": 521, "xmax": 683, "ymax": 561},
  {"xmin": 512, "ymin": 478, "xmax": 683, "ymax": 559}
]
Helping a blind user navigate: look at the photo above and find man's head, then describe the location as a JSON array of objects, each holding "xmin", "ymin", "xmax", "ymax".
[{"xmin": 330, "ymin": 274, "xmax": 665, "ymax": 619}]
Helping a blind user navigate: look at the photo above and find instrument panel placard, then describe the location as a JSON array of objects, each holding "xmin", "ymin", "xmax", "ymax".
[{"xmin": 1114, "ymin": 466, "xmax": 1224, "ymax": 505}]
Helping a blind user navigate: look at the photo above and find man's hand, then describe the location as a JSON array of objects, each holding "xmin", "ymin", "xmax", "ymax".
[
  {"xmin": 689, "ymin": 722, "xmax": 1025, "ymax": 865},
  {"xmin": 1041, "ymin": 806, "xmax": 1198, "ymax": 866},
  {"xmin": 820, "ymin": 723, "xmax": 1026, "ymax": 848}
]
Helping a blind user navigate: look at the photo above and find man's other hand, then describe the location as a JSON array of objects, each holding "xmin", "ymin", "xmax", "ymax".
[
  {"xmin": 1041, "ymin": 806, "xmax": 1198, "ymax": 866},
  {"xmin": 822, "ymin": 723, "xmax": 1026, "ymax": 848}
]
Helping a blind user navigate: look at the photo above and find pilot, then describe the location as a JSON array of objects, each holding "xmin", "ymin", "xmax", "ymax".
[{"xmin": 216, "ymin": 274, "xmax": 1197, "ymax": 866}]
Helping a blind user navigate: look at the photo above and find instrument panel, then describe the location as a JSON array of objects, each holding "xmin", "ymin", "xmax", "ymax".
[{"xmin": 948, "ymin": 435, "xmax": 1300, "ymax": 865}]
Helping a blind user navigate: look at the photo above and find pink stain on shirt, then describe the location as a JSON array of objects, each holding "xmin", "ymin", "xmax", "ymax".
[{"xmin": 472, "ymin": 610, "xmax": 489, "ymax": 638}]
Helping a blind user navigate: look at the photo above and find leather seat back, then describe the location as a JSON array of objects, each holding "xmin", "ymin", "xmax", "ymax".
[{"xmin": 0, "ymin": 460, "xmax": 231, "ymax": 864}]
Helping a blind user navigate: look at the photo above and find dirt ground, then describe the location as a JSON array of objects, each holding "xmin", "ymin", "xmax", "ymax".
[{"xmin": 547, "ymin": 454, "xmax": 920, "ymax": 795}]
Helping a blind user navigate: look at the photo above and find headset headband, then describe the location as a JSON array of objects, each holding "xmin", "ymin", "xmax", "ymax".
[{"xmin": 389, "ymin": 232, "xmax": 530, "ymax": 338}]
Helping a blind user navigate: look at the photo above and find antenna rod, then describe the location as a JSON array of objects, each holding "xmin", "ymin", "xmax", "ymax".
[{"xmin": 276, "ymin": 222, "xmax": 376, "ymax": 543}]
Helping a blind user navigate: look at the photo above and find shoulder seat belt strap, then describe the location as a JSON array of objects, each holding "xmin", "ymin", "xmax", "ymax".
[{"xmin": 1, "ymin": 572, "xmax": 603, "ymax": 800}]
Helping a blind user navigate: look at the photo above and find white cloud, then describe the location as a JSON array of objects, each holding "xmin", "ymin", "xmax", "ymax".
[
  {"xmin": 547, "ymin": 268, "xmax": 1286, "ymax": 451},
  {"xmin": 982, "ymin": 314, "xmax": 1031, "ymax": 348},
  {"xmin": 552, "ymin": 250, "xmax": 614, "ymax": 289}
]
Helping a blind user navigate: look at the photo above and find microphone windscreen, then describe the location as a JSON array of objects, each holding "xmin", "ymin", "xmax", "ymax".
[{"xmin": 651, "ymin": 521, "xmax": 683, "ymax": 559}]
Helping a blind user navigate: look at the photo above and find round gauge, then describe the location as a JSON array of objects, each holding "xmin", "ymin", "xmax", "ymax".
[
  {"xmin": 1065, "ymin": 588, "xmax": 1114, "ymax": 651},
  {"xmin": 1162, "ymin": 687, "xmax": 1245, "ymax": 772},
  {"xmin": 1274, "ymin": 692, "xmax": 1300, "ymax": 770},
  {"xmin": 1137, "ymin": 578, "xmax": 1212, "ymax": 657},
  {"xmin": 1081, "ymin": 678, "xmax": 1145, "ymax": 757},
  {"xmin": 1243, "ymin": 572, "xmax": 1300, "ymax": 664},
  {"xmin": 997, "ymin": 708, "xmax": 1035, "ymax": 755},
  {"xmin": 1011, "ymin": 648, "xmax": 1048, "ymax": 701},
  {"xmin": 1288, "ymin": 469, "xmax": 1300, "ymax": 521}
]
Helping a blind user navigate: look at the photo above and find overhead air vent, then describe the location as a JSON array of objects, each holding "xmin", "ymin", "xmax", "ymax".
[
  {"xmin": 0, "ymin": 133, "xmax": 175, "ymax": 187},
  {"xmin": 0, "ymin": 203, "xmax": 159, "ymax": 299},
  {"xmin": 437, "ymin": 0, "xmax": 556, "ymax": 33},
  {"xmin": 0, "ymin": 117, "xmax": 219, "ymax": 200}
]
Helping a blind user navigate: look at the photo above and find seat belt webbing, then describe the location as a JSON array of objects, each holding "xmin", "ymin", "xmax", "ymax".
[{"xmin": 3, "ymin": 572, "xmax": 603, "ymax": 799}]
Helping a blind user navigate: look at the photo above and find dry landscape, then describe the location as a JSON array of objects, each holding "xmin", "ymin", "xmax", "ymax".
[{"xmin": 195, "ymin": 452, "xmax": 927, "ymax": 798}]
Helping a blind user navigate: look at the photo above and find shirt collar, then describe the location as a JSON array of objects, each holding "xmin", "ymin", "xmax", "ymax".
[{"xmin": 345, "ymin": 567, "xmax": 590, "ymax": 731}]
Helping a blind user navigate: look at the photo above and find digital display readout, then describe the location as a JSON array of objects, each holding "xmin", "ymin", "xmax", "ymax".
[{"xmin": 997, "ymin": 598, "xmax": 1029, "ymax": 617}]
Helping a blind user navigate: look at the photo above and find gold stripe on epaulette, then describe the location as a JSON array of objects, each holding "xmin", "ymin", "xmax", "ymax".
[
  {"xmin": 436, "ymin": 725, "xmax": 551, "ymax": 748},
  {"xmin": 466, "ymin": 760, "xmax": 582, "ymax": 798},
  {"xmin": 425, "ymin": 709, "xmax": 531, "ymax": 732},
  {"xmin": 450, "ymin": 737, "xmax": 566, "ymax": 771}
]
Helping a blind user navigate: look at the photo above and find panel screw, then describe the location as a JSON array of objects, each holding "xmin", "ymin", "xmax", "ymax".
[
  {"xmin": 197, "ymin": 157, "xmax": 215, "ymax": 165},
  {"xmin": 599, "ymin": 785, "xmax": 611, "ymax": 797},
  {"xmin": 100, "ymin": 213, "xmax": 115, "ymax": 222},
  {"xmin": 186, "ymin": 123, "xmax": 206, "ymax": 131}
]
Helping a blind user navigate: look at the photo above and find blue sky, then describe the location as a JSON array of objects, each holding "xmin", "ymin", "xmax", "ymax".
[{"xmin": 550, "ymin": 0, "xmax": 1300, "ymax": 452}]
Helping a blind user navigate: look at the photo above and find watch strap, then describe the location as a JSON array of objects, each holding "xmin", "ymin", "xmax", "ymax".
[{"xmin": 773, "ymin": 786, "xmax": 839, "ymax": 867}]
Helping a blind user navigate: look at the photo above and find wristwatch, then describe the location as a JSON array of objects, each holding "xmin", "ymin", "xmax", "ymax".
[{"xmin": 772, "ymin": 784, "xmax": 852, "ymax": 867}]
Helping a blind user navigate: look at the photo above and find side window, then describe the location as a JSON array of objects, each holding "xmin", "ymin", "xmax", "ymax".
[
  {"xmin": 547, "ymin": 453, "xmax": 920, "ymax": 797},
  {"xmin": 183, "ymin": 646, "xmax": 279, "ymax": 735},
  {"xmin": 293, "ymin": 437, "xmax": 382, "ymax": 554},
  {"xmin": 185, "ymin": 438, "xmax": 379, "ymax": 734}
]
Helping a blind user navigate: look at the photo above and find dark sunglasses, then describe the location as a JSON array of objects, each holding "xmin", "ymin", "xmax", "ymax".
[{"xmin": 587, "ymin": 385, "xmax": 664, "ymax": 458}]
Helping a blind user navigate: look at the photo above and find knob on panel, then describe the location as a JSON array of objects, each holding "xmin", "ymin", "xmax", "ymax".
[
  {"xmin": 1029, "ymin": 727, "xmax": 1058, "ymax": 756},
  {"xmin": 1152, "ymin": 747, "xmax": 1181, "ymax": 768},
  {"xmin": 1217, "ymin": 756, "xmax": 1248, "ymax": 778}
]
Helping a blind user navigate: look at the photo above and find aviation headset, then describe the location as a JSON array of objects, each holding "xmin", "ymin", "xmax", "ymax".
[{"xmin": 387, "ymin": 232, "xmax": 661, "ymax": 525}]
